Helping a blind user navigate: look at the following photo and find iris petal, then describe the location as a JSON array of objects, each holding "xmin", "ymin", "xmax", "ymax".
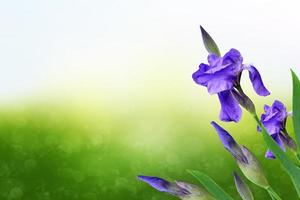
[
  {"xmin": 218, "ymin": 90, "xmax": 242, "ymax": 122},
  {"xmin": 245, "ymin": 65, "xmax": 270, "ymax": 96}
]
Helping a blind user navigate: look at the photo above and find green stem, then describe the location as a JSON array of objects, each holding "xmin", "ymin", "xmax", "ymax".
[
  {"xmin": 297, "ymin": 153, "xmax": 300, "ymax": 162},
  {"xmin": 266, "ymin": 187, "xmax": 282, "ymax": 200},
  {"xmin": 253, "ymin": 114, "xmax": 283, "ymax": 200},
  {"xmin": 267, "ymin": 190, "xmax": 275, "ymax": 200}
]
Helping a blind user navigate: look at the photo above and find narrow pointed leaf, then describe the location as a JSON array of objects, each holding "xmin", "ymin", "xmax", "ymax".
[
  {"xmin": 254, "ymin": 115, "xmax": 300, "ymax": 197},
  {"xmin": 188, "ymin": 170, "xmax": 234, "ymax": 200},
  {"xmin": 291, "ymin": 69, "xmax": 300, "ymax": 149},
  {"xmin": 200, "ymin": 26, "xmax": 221, "ymax": 56}
]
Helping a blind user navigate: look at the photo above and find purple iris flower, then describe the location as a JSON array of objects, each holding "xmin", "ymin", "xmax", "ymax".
[
  {"xmin": 260, "ymin": 100, "xmax": 297, "ymax": 159},
  {"xmin": 193, "ymin": 49, "xmax": 270, "ymax": 122}
]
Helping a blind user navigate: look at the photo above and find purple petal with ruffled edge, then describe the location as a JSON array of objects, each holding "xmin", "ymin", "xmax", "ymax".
[
  {"xmin": 261, "ymin": 100, "xmax": 287, "ymax": 135},
  {"xmin": 192, "ymin": 65, "xmax": 236, "ymax": 95},
  {"xmin": 218, "ymin": 90, "xmax": 242, "ymax": 122},
  {"xmin": 272, "ymin": 100, "xmax": 287, "ymax": 121},
  {"xmin": 192, "ymin": 49, "xmax": 244, "ymax": 95},
  {"xmin": 192, "ymin": 63, "xmax": 211, "ymax": 86},
  {"xmin": 222, "ymin": 49, "xmax": 243, "ymax": 67},
  {"xmin": 244, "ymin": 65, "xmax": 270, "ymax": 96},
  {"xmin": 211, "ymin": 121, "xmax": 247, "ymax": 163},
  {"xmin": 265, "ymin": 133, "xmax": 286, "ymax": 159}
]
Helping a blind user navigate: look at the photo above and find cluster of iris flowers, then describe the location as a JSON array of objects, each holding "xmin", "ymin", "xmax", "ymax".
[{"xmin": 138, "ymin": 26, "xmax": 300, "ymax": 200}]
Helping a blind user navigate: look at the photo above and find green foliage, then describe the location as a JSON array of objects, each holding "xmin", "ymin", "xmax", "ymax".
[
  {"xmin": 188, "ymin": 170, "xmax": 234, "ymax": 200},
  {"xmin": 292, "ymin": 70, "xmax": 300, "ymax": 150},
  {"xmin": 0, "ymin": 104, "xmax": 295, "ymax": 199},
  {"xmin": 254, "ymin": 115, "xmax": 300, "ymax": 197}
]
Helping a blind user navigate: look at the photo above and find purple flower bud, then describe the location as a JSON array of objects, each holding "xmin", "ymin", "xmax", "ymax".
[
  {"xmin": 192, "ymin": 48, "xmax": 270, "ymax": 122},
  {"xmin": 211, "ymin": 121, "xmax": 247, "ymax": 163},
  {"xmin": 138, "ymin": 175, "xmax": 188, "ymax": 195},
  {"xmin": 211, "ymin": 122, "xmax": 269, "ymax": 189},
  {"xmin": 233, "ymin": 172, "xmax": 254, "ymax": 200},
  {"xmin": 218, "ymin": 90, "xmax": 242, "ymax": 122},
  {"xmin": 260, "ymin": 100, "xmax": 297, "ymax": 159},
  {"xmin": 138, "ymin": 176, "xmax": 215, "ymax": 199}
]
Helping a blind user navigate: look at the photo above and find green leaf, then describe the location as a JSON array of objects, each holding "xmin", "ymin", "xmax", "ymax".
[
  {"xmin": 188, "ymin": 170, "xmax": 234, "ymax": 200},
  {"xmin": 291, "ymin": 69, "xmax": 300, "ymax": 149},
  {"xmin": 200, "ymin": 26, "xmax": 221, "ymax": 56},
  {"xmin": 254, "ymin": 115, "xmax": 300, "ymax": 197}
]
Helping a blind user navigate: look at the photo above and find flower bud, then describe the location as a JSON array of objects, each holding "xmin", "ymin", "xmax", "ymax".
[
  {"xmin": 138, "ymin": 175, "xmax": 215, "ymax": 200},
  {"xmin": 233, "ymin": 172, "xmax": 254, "ymax": 200},
  {"xmin": 175, "ymin": 181, "xmax": 216, "ymax": 200},
  {"xmin": 231, "ymin": 88, "xmax": 256, "ymax": 115},
  {"xmin": 236, "ymin": 146, "xmax": 269, "ymax": 189}
]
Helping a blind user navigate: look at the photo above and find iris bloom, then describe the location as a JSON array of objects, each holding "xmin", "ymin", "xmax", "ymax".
[
  {"xmin": 260, "ymin": 100, "xmax": 297, "ymax": 159},
  {"xmin": 211, "ymin": 121, "xmax": 269, "ymax": 188},
  {"xmin": 138, "ymin": 175, "xmax": 215, "ymax": 200},
  {"xmin": 193, "ymin": 49, "xmax": 270, "ymax": 122}
]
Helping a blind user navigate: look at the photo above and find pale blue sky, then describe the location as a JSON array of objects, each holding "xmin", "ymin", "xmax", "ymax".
[{"xmin": 0, "ymin": 0, "xmax": 299, "ymax": 103}]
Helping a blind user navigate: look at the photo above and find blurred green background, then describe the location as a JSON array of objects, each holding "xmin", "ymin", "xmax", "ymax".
[{"xmin": 0, "ymin": 94, "xmax": 297, "ymax": 200}]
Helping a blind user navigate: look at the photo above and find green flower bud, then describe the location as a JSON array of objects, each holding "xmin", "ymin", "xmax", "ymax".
[
  {"xmin": 236, "ymin": 145, "xmax": 269, "ymax": 189},
  {"xmin": 175, "ymin": 181, "xmax": 216, "ymax": 200},
  {"xmin": 233, "ymin": 172, "xmax": 254, "ymax": 200}
]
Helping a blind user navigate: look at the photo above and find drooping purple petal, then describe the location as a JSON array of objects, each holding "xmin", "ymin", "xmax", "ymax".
[
  {"xmin": 244, "ymin": 65, "xmax": 270, "ymax": 96},
  {"xmin": 211, "ymin": 121, "xmax": 247, "ymax": 163},
  {"xmin": 265, "ymin": 134, "xmax": 286, "ymax": 159},
  {"xmin": 218, "ymin": 90, "xmax": 242, "ymax": 122}
]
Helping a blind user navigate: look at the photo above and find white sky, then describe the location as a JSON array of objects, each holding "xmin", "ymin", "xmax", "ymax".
[{"xmin": 0, "ymin": 0, "xmax": 299, "ymax": 102}]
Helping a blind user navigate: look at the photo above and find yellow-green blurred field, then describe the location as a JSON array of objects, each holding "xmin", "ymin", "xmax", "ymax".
[{"xmin": 0, "ymin": 95, "xmax": 296, "ymax": 199}]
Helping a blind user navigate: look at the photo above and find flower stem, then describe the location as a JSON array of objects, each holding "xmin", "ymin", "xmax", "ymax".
[
  {"xmin": 253, "ymin": 114, "xmax": 283, "ymax": 200},
  {"xmin": 297, "ymin": 153, "xmax": 300, "ymax": 162},
  {"xmin": 267, "ymin": 190, "xmax": 275, "ymax": 200},
  {"xmin": 266, "ymin": 187, "xmax": 282, "ymax": 200}
]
